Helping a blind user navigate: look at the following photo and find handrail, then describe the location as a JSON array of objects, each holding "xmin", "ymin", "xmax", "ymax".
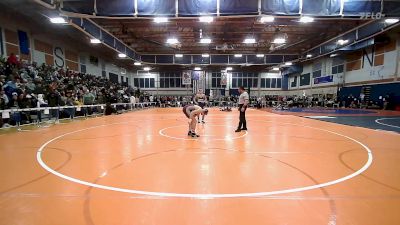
[{"xmin": 0, "ymin": 102, "xmax": 156, "ymax": 114}]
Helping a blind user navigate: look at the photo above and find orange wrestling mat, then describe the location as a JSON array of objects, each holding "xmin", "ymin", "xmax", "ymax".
[{"xmin": 1, "ymin": 108, "xmax": 399, "ymax": 225}]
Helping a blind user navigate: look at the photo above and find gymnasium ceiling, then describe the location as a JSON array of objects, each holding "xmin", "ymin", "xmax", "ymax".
[
  {"xmin": 93, "ymin": 17, "xmax": 364, "ymax": 55},
  {"xmin": 2, "ymin": 0, "xmax": 400, "ymax": 68}
]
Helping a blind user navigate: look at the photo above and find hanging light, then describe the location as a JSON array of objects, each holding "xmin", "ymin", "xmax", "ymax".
[
  {"xmin": 200, "ymin": 38, "xmax": 212, "ymax": 44},
  {"xmin": 90, "ymin": 38, "xmax": 101, "ymax": 44},
  {"xmin": 299, "ymin": 16, "xmax": 314, "ymax": 23},
  {"xmin": 166, "ymin": 38, "xmax": 179, "ymax": 44},
  {"xmin": 50, "ymin": 17, "xmax": 67, "ymax": 24},
  {"xmin": 260, "ymin": 16, "xmax": 275, "ymax": 23},
  {"xmin": 154, "ymin": 17, "xmax": 169, "ymax": 23},
  {"xmin": 243, "ymin": 38, "xmax": 256, "ymax": 44},
  {"xmin": 199, "ymin": 16, "xmax": 214, "ymax": 23}
]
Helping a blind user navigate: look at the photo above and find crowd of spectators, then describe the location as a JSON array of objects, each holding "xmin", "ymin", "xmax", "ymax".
[
  {"xmin": 0, "ymin": 53, "xmax": 146, "ymax": 127},
  {"xmin": 1, "ymin": 53, "xmax": 397, "ymax": 127}
]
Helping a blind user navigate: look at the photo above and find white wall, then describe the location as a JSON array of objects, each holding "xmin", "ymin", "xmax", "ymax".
[{"xmin": 345, "ymin": 49, "xmax": 397, "ymax": 83}]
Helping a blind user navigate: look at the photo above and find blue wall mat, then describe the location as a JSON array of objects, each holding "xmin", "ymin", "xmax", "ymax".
[
  {"xmin": 63, "ymin": 0, "xmax": 94, "ymax": 15},
  {"xmin": 96, "ymin": 0, "xmax": 134, "ymax": 16},
  {"xmin": 261, "ymin": 0, "xmax": 300, "ymax": 14},
  {"xmin": 178, "ymin": 0, "xmax": 217, "ymax": 15},
  {"xmin": 220, "ymin": 0, "xmax": 258, "ymax": 14},
  {"xmin": 302, "ymin": 0, "xmax": 340, "ymax": 15},
  {"xmin": 137, "ymin": 0, "xmax": 175, "ymax": 16},
  {"xmin": 343, "ymin": 0, "xmax": 382, "ymax": 15}
]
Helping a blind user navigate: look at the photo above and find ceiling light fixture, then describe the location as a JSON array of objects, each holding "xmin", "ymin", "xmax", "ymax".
[
  {"xmin": 175, "ymin": 54, "xmax": 183, "ymax": 58},
  {"xmin": 199, "ymin": 16, "xmax": 214, "ymax": 23},
  {"xmin": 330, "ymin": 53, "xmax": 339, "ymax": 58},
  {"xmin": 134, "ymin": 62, "xmax": 141, "ymax": 66},
  {"xmin": 166, "ymin": 38, "xmax": 179, "ymax": 44},
  {"xmin": 299, "ymin": 16, "xmax": 314, "ymax": 23},
  {"xmin": 384, "ymin": 18, "xmax": 399, "ymax": 24},
  {"xmin": 200, "ymin": 38, "xmax": 212, "ymax": 44},
  {"xmin": 256, "ymin": 54, "xmax": 264, "ymax": 58},
  {"xmin": 234, "ymin": 54, "xmax": 243, "ymax": 57},
  {"xmin": 144, "ymin": 67, "xmax": 151, "ymax": 71},
  {"xmin": 337, "ymin": 39, "xmax": 349, "ymax": 45},
  {"xmin": 226, "ymin": 67, "xmax": 233, "ymax": 71},
  {"xmin": 202, "ymin": 54, "xmax": 210, "ymax": 57},
  {"xmin": 272, "ymin": 38, "xmax": 286, "ymax": 44},
  {"xmin": 272, "ymin": 67, "xmax": 280, "ymax": 71},
  {"xmin": 90, "ymin": 38, "xmax": 101, "ymax": 44},
  {"xmin": 194, "ymin": 67, "xmax": 201, "ymax": 71},
  {"xmin": 285, "ymin": 62, "xmax": 293, "ymax": 66},
  {"xmin": 260, "ymin": 16, "xmax": 275, "ymax": 23},
  {"xmin": 243, "ymin": 38, "xmax": 256, "ymax": 44},
  {"xmin": 118, "ymin": 53, "xmax": 127, "ymax": 58},
  {"xmin": 154, "ymin": 17, "xmax": 169, "ymax": 23},
  {"xmin": 50, "ymin": 17, "xmax": 67, "ymax": 24},
  {"xmin": 306, "ymin": 54, "xmax": 312, "ymax": 58}
]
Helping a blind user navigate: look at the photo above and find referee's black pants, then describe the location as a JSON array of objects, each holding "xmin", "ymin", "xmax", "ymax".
[{"xmin": 237, "ymin": 104, "xmax": 247, "ymax": 130}]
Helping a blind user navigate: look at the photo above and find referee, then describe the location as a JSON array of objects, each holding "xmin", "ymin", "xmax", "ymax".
[{"xmin": 235, "ymin": 86, "xmax": 249, "ymax": 132}]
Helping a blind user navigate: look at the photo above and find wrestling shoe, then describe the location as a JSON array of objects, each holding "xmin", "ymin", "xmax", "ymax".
[
  {"xmin": 235, "ymin": 129, "xmax": 242, "ymax": 132},
  {"xmin": 191, "ymin": 132, "xmax": 200, "ymax": 137},
  {"xmin": 201, "ymin": 120, "xmax": 205, "ymax": 124},
  {"xmin": 187, "ymin": 131, "xmax": 192, "ymax": 136},
  {"xmin": 241, "ymin": 128, "xmax": 248, "ymax": 131}
]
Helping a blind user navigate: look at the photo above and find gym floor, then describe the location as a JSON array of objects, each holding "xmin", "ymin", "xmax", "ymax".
[{"xmin": 0, "ymin": 108, "xmax": 399, "ymax": 225}]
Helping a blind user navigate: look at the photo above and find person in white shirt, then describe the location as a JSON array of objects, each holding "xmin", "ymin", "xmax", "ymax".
[
  {"xmin": 130, "ymin": 95, "xmax": 136, "ymax": 108},
  {"xmin": 193, "ymin": 89, "xmax": 207, "ymax": 123},
  {"xmin": 235, "ymin": 86, "xmax": 249, "ymax": 132}
]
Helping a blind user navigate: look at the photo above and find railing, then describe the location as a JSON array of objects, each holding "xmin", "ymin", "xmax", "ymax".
[{"xmin": 0, "ymin": 102, "xmax": 157, "ymax": 130}]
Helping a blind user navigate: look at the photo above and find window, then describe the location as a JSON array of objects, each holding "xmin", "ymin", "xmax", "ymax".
[
  {"xmin": 260, "ymin": 78, "xmax": 281, "ymax": 89},
  {"xmin": 134, "ymin": 78, "xmax": 155, "ymax": 88},
  {"xmin": 0, "ymin": 27, "xmax": 4, "ymax": 56},
  {"xmin": 332, "ymin": 64, "xmax": 344, "ymax": 74},
  {"xmin": 134, "ymin": 78, "xmax": 139, "ymax": 87},
  {"xmin": 312, "ymin": 61, "xmax": 322, "ymax": 78},
  {"xmin": 211, "ymin": 72, "xmax": 225, "ymax": 88},
  {"xmin": 150, "ymin": 78, "xmax": 155, "ymax": 87},
  {"xmin": 139, "ymin": 78, "xmax": 144, "ymax": 88},
  {"xmin": 312, "ymin": 70, "xmax": 322, "ymax": 78},
  {"xmin": 159, "ymin": 72, "xmax": 184, "ymax": 88},
  {"xmin": 231, "ymin": 72, "xmax": 258, "ymax": 88},
  {"xmin": 80, "ymin": 64, "xmax": 86, "ymax": 73},
  {"xmin": 271, "ymin": 78, "xmax": 276, "ymax": 88},
  {"xmin": 276, "ymin": 78, "xmax": 282, "ymax": 88},
  {"xmin": 291, "ymin": 76, "xmax": 297, "ymax": 88},
  {"xmin": 300, "ymin": 73, "xmax": 311, "ymax": 86}
]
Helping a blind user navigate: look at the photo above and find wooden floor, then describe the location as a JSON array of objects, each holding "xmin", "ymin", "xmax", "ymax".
[{"xmin": 1, "ymin": 108, "xmax": 400, "ymax": 225}]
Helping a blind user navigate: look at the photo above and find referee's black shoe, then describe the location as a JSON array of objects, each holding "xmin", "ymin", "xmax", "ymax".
[
  {"xmin": 241, "ymin": 128, "xmax": 248, "ymax": 131},
  {"xmin": 235, "ymin": 128, "xmax": 242, "ymax": 132}
]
